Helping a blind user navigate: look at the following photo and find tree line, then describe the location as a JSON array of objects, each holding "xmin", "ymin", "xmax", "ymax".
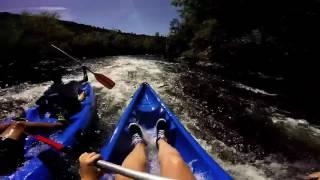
[{"xmin": 0, "ymin": 12, "xmax": 165, "ymax": 87}]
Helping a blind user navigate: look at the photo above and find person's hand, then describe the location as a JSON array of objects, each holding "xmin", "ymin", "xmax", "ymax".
[
  {"xmin": 79, "ymin": 152, "xmax": 102, "ymax": 180},
  {"xmin": 305, "ymin": 172, "xmax": 320, "ymax": 180}
]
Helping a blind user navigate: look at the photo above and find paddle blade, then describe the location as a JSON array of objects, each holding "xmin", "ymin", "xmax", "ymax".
[
  {"xmin": 94, "ymin": 73, "xmax": 115, "ymax": 89},
  {"xmin": 33, "ymin": 135, "xmax": 64, "ymax": 151}
]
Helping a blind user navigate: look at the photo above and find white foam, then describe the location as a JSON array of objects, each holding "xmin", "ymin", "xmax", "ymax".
[
  {"xmin": 271, "ymin": 113, "xmax": 320, "ymax": 152},
  {"xmin": 3, "ymin": 56, "xmax": 314, "ymax": 179},
  {"xmin": 92, "ymin": 57, "xmax": 261, "ymax": 179},
  {"xmin": 0, "ymin": 83, "xmax": 50, "ymax": 103},
  {"xmin": 234, "ymin": 82, "xmax": 277, "ymax": 96},
  {"xmin": 271, "ymin": 113, "xmax": 320, "ymax": 137},
  {"xmin": 88, "ymin": 57, "xmax": 180, "ymax": 112},
  {"xmin": 142, "ymin": 127, "xmax": 161, "ymax": 175},
  {"xmin": 142, "ymin": 127, "xmax": 208, "ymax": 179},
  {"xmin": 227, "ymin": 164, "xmax": 270, "ymax": 180}
]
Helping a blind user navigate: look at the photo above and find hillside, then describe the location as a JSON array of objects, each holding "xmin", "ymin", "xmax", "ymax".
[{"xmin": 0, "ymin": 12, "xmax": 166, "ymax": 87}]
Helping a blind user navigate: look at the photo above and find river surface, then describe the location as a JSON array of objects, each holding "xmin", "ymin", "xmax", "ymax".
[{"xmin": 0, "ymin": 56, "xmax": 319, "ymax": 179}]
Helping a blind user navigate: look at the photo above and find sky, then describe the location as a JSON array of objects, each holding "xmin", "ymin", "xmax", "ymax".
[{"xmin": 0, "ymin": 0, "xmax": 179, "ymax": 35}]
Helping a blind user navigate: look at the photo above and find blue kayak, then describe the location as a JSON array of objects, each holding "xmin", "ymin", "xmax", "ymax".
[
  {"xmin": 1, "ymin": 82, "xmax": 96, "ymax": 180},
  {"xmin": 100, "ymin": 83, "xmax": 231, "ymax": 179}
]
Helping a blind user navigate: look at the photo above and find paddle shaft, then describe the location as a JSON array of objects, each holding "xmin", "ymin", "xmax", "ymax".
[
  {"xmin": 50, "ymin": 44, "xmax": 94, "ymax": 73},
  {"xmin": 28, "ymin": 133, "xmax": 171, "ymax": 179},
  {"xmin": 51, "ymin": 44, "xmax": 115, "ymax": 89},
  {"xmin": 96, "ymin": 160, "xmax": 173, "ymax": 180}
]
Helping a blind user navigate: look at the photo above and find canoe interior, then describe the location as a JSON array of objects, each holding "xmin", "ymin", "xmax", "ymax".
[{"xmin": 101, "ymin": 83, "xmax": 231, "ymax": 179}]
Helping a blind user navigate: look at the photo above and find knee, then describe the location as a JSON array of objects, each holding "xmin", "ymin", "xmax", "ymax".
[
  {"xmin": 170, "ymin": 156, "xmax": 186, "ymax": 168},
  {"xmin": 162, "ymin": 151, "xmax": 186, "ymax": 167}
]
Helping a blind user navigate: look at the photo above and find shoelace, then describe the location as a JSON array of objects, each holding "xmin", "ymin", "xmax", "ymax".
[
  {"xmin": 131, "ymin": 133, "xmax": 143, "ymax": 146},
  {"xmin": 158, "ymin": 130, "xmax": 166, "ymax": 139},
  {"xmin": 156, "ymin": 129, "xmax": 167, "ymax": 149}
]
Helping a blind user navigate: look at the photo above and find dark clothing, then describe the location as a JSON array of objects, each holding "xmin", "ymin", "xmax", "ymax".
[
  {"xmin": 37, "ymin": 81, "xmax": 83, "ymax": 118},
  {"xmin": 36, "ymin": 69, "xmax": 88, "ymax": 118},
  {"xmin": 45, "ymin": 81, "xmax": 82, "ymax": 100},
  {"xmin": 0, "ymin": 137, "xmax": 24, "ymax": 175}
]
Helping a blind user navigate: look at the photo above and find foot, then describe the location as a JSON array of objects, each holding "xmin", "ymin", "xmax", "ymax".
[
  {"xmin": 128, "ymin": 123, "xmax": 144, "ymax": 146},
  {"xmin": 57, "ymin": 113, "xmax": 66, "ymax": 121},
  {"xmin": 156, "ymin": 118, "xmax": 168, "ymax": 148}
]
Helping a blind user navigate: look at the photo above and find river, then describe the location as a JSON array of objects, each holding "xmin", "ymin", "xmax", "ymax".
[{"xmin": 0, "ymin": 56, "xmax": 319, "ymax": 179}]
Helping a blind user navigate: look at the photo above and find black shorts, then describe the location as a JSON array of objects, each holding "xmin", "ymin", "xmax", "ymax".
[{"xmin": 0, "ymin": 137, "xmax": 24, "ymax": 175}]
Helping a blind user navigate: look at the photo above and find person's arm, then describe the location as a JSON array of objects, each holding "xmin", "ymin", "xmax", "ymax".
[
  {"xmin": 80, "ymin": 66, "xmax": 88, "ymax": 83},
  {"xmin": 23, "ymin": 121, "xmax": 64, "ymax": 130},
  {"xmin": 306, "ymin": 172, "xmax": 320, "ymax": 180},
  {"xmin": 0, "ymin": 123, "xmax": 11, "ymax": 133},
  {"xmin": 79, "ymin": 152, "xmax": 102, "ymax": 180}
]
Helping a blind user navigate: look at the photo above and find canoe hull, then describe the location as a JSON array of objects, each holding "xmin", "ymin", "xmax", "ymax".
[
  {"xmin": 1, "ymin": 82, "xmax": 96, "ymax": 180},
  {"xmin": 101, "ymin": 83, "xmax": 231, "ymax": 179}
]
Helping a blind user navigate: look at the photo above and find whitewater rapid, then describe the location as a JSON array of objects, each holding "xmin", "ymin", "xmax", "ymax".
[{"xmin": 1, "ymin": 56, "xmax": 319, "ymax": 180}]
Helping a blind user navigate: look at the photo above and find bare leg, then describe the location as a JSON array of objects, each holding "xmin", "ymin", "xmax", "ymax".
[
  {"xmin": 158, "ymin": 139, "xmax": 195, "ymax": 180},
  {"xmin": 115, "ymin": 143, "xmax": 147, "ymax": 180}
]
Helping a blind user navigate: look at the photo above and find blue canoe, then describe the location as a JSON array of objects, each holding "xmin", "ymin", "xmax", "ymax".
[
  {"xmin": 1, "ymin": 82, "xmax": 96, "ymax": 180},
  {"xmin": 100, "ymin": 83, "xmax": 231, "ymax": 179}
]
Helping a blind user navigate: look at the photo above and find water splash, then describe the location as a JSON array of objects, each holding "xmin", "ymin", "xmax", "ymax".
[{"xmin": 1, "ymin": 56, "xmax": 319, "ymax": 179}]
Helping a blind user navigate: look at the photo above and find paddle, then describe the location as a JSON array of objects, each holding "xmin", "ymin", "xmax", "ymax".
[
  {"xmin": 24, "ymin": 132, "xmax": 64, "ymax": 151},
  {"xmin": 31, "ymin": 135, "xmax": 172, "ymax": 180},
  {"xmin": 50, "ymin": 44, "xmax": 115, "ymax": 89},
  {"xmin": 30, "ymin": 134, "xmax": 64, "ymax": 151}
]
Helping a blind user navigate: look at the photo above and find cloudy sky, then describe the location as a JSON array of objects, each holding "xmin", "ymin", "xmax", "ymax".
[{"xmin": 0, "ymin": 0, "xmax": 178, "ymax": 35}]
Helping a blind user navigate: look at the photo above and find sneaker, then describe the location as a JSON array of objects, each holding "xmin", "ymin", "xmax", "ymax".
[
  {"xmin": 128, "ymin": 123, "xmax": 144, "ymax": 146},
  {"xmin": 156, "ymin": 118, "xmax": 168, "ymax": 148},
  {"xmin": 57, "ymin": 113, "xmax": 66, "ymax": 122}
]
